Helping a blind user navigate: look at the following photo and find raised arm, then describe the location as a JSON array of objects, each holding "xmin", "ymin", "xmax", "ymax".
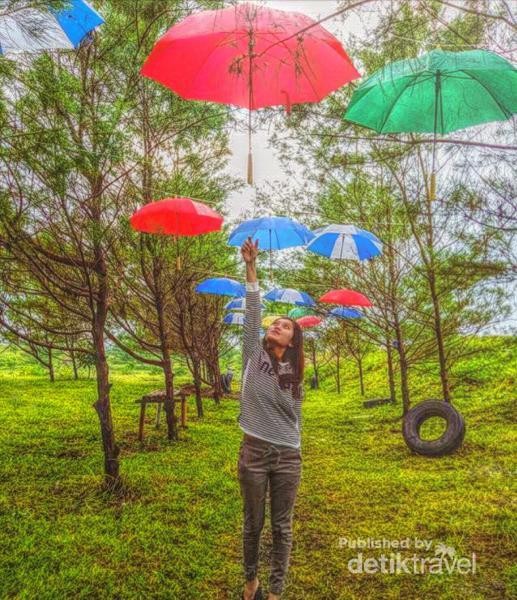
[{"xmin": 241, "ymin": 237, "xmax": 261, "ymax": 366}]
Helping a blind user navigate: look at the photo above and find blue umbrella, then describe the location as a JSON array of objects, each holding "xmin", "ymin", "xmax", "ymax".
[
  {"xmin": 306, "ymin": 224, "xmax": 382, "ymax": 260},
  {"xmin": 329, "ymin": 307, "xmax": 364, "ymax": 319},
  {"xmin": 223, "ymin": 312, "xmax": 245, "ymax": 326},
  {"xmin": 225, "ymin": 297, "xmax": 266, "ymax": 311},
  {"xmin": 195, "ymin": 277, "xmax": 245, "ymax": 298},
  {"xmin": 228, "ymin": 216, "xmax": 315, "ymax": 280},
  {"xmin": 0, "ymin": 0, "xmax": 104, "ymax": 56},
  {"xmin": 228, "ymin": 216, "xmax": 314, "ymax": 249},
  {"xmin": 264, "ymin": 287, "xmax": 315, "ymax": 307}
]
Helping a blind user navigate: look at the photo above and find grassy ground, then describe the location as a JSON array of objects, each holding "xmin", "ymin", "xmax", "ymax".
[{"xmin": 0, "ymin": 337, "xmax": 515, "ymax": 599}]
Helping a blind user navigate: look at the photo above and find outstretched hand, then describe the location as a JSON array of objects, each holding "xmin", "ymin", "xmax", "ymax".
[{"xmin": 241, "ymin": 236, "xmax": 259, "ymax": 265}]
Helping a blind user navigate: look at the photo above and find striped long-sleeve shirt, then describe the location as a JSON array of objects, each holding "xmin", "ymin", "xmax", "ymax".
[{"xmin": 237, "ymin": 280, "xmax": 304, "ymax": 449}]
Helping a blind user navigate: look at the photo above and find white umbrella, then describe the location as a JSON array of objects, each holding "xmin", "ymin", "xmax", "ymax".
[{"xmin": 0, "ymin": 0, "xmax": 104, "ymax": 56}]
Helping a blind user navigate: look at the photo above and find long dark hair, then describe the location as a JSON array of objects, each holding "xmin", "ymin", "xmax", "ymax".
[{"xmin": 262, "ymin": 317, "xmax": 305, "ymax": 400}]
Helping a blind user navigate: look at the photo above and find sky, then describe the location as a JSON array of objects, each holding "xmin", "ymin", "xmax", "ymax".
[{"xmin": 225, "ymin": 0, "xmax": 359, "ymax": 218}]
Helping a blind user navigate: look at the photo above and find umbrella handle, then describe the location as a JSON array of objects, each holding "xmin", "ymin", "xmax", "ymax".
[
  {"xmin": 429, "ymin": 172, "xmax": 437, "ymax": 202},
  {"xmin": 247, "ymin": 150, "xmax": 253, "ymax": 185},
  {"xmin": 281, "ymin": 90, "xmax": 292, "ymax": 115}
]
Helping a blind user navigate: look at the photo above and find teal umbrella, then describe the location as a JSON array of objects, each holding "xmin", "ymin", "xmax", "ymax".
[
  {"xmin": 344, "ymin": 49, "xmax": 517, "ymax": 199},
  {"xmin": 288, "ymin": 306, "xmax": 317, "ymax": 320}
]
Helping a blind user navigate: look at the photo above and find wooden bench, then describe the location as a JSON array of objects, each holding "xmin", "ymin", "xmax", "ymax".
[{"xmin": 135, "ymin": 389, "xmax": 188, "ymax": 441}]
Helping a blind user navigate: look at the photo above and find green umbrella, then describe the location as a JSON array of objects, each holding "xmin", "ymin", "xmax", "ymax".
[
  {"xmin": 344, "ymin": 49, "xmax": 517, "ymax": 199},
  {"xmin": 288, "ymin": 306, "xmax": 317, "ymax": 320}
]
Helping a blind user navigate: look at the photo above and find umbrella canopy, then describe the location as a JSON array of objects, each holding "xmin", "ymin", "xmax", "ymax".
[
  {"xmin": 319, "ymin": 288, "xmax": 372, "ymax": 307},
  {"xmin": 130, "ymin": 197, "xmax": 223, "ymax": 236},
  {"xmin": 344, "ymin": 49, "xmax": 517, "ymax": 201},
  {"xmin": 344, "ymin": 49, "xmax": 517, "ymax": 135},
  {"xmin": 225, "ymin": 298, "xmax": 266, "ymax": 311},
  {"xmin": 223, "ymin": 312, "xmax": 245, "ymax": 326},
  {"xmin": 228, "ymin": 216, "xmax": 315, "ymax": 282},
  {"xmin": 0, "ymin": 0, "xmax": 104, "ymax": 55},
  {"xmin": 141, "ymin": 2, "xmax": 359, "ymax": 185},
  {"xmin": 297, "ymin": 315, "xmax": 322, "ymax": 329},
  {"xmin": 264, "ymin": 287, "xmax": 315, "ymax": 306},
  {"xmin": 262, "ymin": 315, "xmax": 284, "ymax": 328},
  {"xmin": 329, "ymin": 307, "xmax": 364, "ymax": 319},
  {"xmin": 288, "ymin": 306, "xmax": 317, "ymax": 319},
  {"xmin": 141, "ymin": 2, "xmax": 359, "ymax": 110},
  {"xmin": 196, "ymin": 278, "xmax": 245, "ymax": 298},
  {"xmin": 306, "ymin": 224, "xmax": 382, "ymax": 260},
  {"xmin": 228, "ymin": 216, "xmax": 314, "ymax": 250}
]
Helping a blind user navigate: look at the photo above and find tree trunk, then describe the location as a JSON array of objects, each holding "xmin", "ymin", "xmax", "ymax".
[
  {"xmin": 208, "ymin": 357, "xmax": 222, "ymax": 405},
  {"xmin": 91, "ymin": 326, "xmax": 120, "ymax": 489},
  {"xmin": 428, "ymin": 270, "xmax": 451, "ymax": 402},
  {"xmin": 386, "ymin": 338, "xmax": 396, "ymax": 403},
  {"xmin": 311, "ymin": 342, "xmax": 318, "ymax": 387},
  {"xmin": 91, "ymin": 238, "xmax": 120, "ymax": 489},
  {"xmin": 336, "ymin": 346, "xmax": 341, "ymax": 394},
  {"xmin": 161, "ymin": 353, "xmax": 178, "ymax": 441},
  {"xmin": 70, "ymin": 342, "xmax": 78, "ymax": 380},
  {"xmin": 386, "ymin": 227, "xmax": 410, "ymax": 412},
  {"xmin": 192, "ymin": 357, "xmax": 203, "ymax": 418},
  {"xmin": 357, "ymin": 358, "xmax": 364, "ymax": 396},
  {"xmin": 423, "ymin": 170, "xmax": 451, "ymax": 404},
  {"xmin": 155, "ymin": 289, "xmax": 178, "ymax": 441},
  {"xmin": 394, "ymin": 326, "xmax": 410, "ymax": 414},
  {"xmin": 391, "ymin": 310, "xmax": 410, "ymax": 413},
  {"xmin": 48, "ymin": 347, "xmax": 55, "ymax": 383}
]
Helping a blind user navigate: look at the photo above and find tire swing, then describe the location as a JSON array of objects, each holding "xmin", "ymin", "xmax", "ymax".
[{"xmin": 402, "ymin": 400, "xmax": 466, "ymax": 457}]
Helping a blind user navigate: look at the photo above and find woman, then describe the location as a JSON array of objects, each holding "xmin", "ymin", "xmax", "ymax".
[{"xmin": 238, "ymin": 236, "xmax": 305, "ymax": 600}]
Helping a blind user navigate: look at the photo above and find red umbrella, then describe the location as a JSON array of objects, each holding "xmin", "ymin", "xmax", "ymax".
[
  {"xmin": 141, "ymin": 2, "xmax": 359, "ymax": 183},
  {"xmin": 297, "ymin": 315, "xmax": 322, "ymax": 329},
  {"xmin": 130, "ymin": 197, "xmax": 223, "ymax": 269},
  {"xmin": 130, "ymin": 197, "xmax": 223, "ymax": 236},
  {"xmin": 318, "ymin": 288, "xmax": 373, "ymax": 307}
]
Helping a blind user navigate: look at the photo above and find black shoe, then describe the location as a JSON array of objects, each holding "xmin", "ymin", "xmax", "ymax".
[{"xmin": 242, "ymin": 585, "xmax": 263, "ymax": 600}]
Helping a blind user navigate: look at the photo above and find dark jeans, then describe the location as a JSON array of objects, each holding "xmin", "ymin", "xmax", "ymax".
[{"xmin": 237, "ymin": 433, "xmax": 302, "ymax": 596}]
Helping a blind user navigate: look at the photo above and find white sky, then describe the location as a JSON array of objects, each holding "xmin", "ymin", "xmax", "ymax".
[{"xmin": 226, "ymin": 0, "xmax": 363, "ymax": 218}]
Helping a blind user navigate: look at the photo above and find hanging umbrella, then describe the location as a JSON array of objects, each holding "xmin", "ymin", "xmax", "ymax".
[
  {"xmin": 262, "ymin": 315, "xmax": 284, "ymax": 328},
  {"xmin": 306, "ymin": 224, "xmax": 382, "ymax": 260},
  {"xmin": 288, "ymin": 306, "xmax": 317, "ymax": 319},
  {"xmin": 225, "ymin": 298, "xmax": 265, "ymax": 311},
  {"xmin": 196, "ymin": 277, "xmax": 245, "ymax": 298},
  {"xmin": 319, "ymin": 288, "xmax": 372, "ymax": 307},
  {"xmin": 130, "ymin": 197, "xmax": 223, "ymax": 236},
  {"xmin": 223, "ymin": 312, "xmax": 245, "ymax": 326},
  {"xmin": 228, "ymin": 216, "xmax": 314, "ymax": 281},
  {"xmin": 228, "ymin": 216, "xmax": 314, "ymax": 249},
  {"xmin": 344, "ymin": 49, "xmax": 517, "ymax": 200},
  {"xmin": 130, "ymin": 197, "xmax": 223, "ymax": 269},
  {"xmin": 0, "ymin": 0, "xmax": 104, "ymax": 55},
  {"xmin": 297, "ymin": 315, "xmax": 322, "ymax": 329},
  {"xmin": 264, "ymin": 287, "xmax": 315, "ymax": 306},
  {"xmin": 141, "ymin": 2, "xmax": 359, "ymax": 184},
  {"xmin": 329, "ymin": 307, "xmax": 363, "ymax": 319}
]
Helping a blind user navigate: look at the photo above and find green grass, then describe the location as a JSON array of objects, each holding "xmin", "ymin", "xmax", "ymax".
[{"xmin": 0, "ymin": 337, "xmax": 515, "ymax": 599}]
